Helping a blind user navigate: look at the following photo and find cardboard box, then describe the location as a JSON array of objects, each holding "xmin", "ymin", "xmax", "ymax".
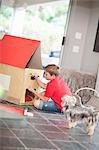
[{"xmin": 0, "ymin": 34, "xmax": 43, "ymax": 105}]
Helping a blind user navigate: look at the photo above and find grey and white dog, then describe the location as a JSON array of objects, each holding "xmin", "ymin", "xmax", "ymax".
[{"xmin": 61, "ymin": 95, "xmax": 99, "ymax": 136}]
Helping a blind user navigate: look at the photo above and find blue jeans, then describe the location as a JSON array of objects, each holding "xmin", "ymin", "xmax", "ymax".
[{"xmin": 39, "ymin": 99, "xmax": 62, "ymax": 113}]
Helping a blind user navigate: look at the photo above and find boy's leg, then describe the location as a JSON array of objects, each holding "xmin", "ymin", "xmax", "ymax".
[{"xmin": 33, "ymin": 98, "xmax": 62, "ymax": 113}]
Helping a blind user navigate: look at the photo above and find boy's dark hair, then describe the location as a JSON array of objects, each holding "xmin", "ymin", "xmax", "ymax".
[{"xmin": 44, "ymin": 64, "xmax": 59, "ymax": 76}]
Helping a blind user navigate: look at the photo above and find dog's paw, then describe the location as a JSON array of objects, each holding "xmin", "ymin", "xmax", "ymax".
[
  {"xmin": 86, "ymin": 126, "xmax": 95, "ymax": 136},
  {"xmin": 66, "ymin": 122, "xmax": 77, "ymax": 128},
  {"xmin": 87, "ymin": 130, "xmax": 94, "ymax": 136}
]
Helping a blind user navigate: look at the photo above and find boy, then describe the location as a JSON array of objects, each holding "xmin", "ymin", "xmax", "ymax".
[{"xmin": 28, "ymin": 64, "xmax": 72, "ymax": 113}]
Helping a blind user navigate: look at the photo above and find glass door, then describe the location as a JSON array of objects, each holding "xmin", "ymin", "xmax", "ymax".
[{"xmin": 22, "ymin": 0, "xmax": 71, "ymax": 67}]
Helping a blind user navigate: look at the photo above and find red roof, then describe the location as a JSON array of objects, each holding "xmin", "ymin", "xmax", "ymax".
[{"xmin": 0, "ymin": 34, "xmax": 40, "ymax": 68}]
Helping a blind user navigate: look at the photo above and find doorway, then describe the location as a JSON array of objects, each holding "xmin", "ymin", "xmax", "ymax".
[{"xmin": 22, "ymin": 0, "xmax": 71, "ymax": 66}]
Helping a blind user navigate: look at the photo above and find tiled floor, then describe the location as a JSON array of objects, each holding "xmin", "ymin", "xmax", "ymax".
[{"xmin": 0, "ymin": 105, "xmax": 99, "ymax": 150}]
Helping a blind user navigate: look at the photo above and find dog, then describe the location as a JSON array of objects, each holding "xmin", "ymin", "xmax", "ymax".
[{"xmin": 61, "ymin": 95, "xmax": 99, "ymax": 136}]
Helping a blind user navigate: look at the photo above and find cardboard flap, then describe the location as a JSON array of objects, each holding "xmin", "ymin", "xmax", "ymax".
[
  {"xmin": 26, "ymin": 44, "xmax": 42, "ymax": 69},
  {"xmin": 0, "ymin": 34, "xmax": 41, "ymax": 68}
]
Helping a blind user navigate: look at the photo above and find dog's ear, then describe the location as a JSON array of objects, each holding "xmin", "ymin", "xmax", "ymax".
[
  {"xmin": 61, "ymin": 100, "xmax": 69, "ymax": 112},
  {"xmin": 62, "ymin": 105, "xmax": 69, "ymax": 112},
  {"xmin": 72, "ymin": 94, "xmax": 82, "ymax": 106},
  {"xmin": 65, "ymin": 105, "xmax": 69, "ymax": 110}
]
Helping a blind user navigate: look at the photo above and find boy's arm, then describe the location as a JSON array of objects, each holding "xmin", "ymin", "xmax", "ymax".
[
  {"xmin": 28, "ymin": 88, "xmax": 49, "ymax": 101},
  {"xmin": 36, "ymin": 77, "xmax": 46, "ymax": 89}
]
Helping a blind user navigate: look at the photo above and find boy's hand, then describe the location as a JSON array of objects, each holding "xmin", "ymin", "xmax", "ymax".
[
  {"xmin": 28, "ymin": 87, "xmax": 34, "ymax": 92},
  {"xmin": 31, "ymin": 73, "xmax": 39, "ymax": 79},
  {"xmin": 28, "ymin": 87, "xmax": 37, "ymax": 94}
]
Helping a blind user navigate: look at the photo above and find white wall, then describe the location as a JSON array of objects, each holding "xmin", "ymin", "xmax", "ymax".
[
  {"xmin": 61, "ymin": 0, "xmax": 99, "ymax": 75},
  {"xmin": 81, "ymin": 1, "xmax": 99, "ymax": 74}
]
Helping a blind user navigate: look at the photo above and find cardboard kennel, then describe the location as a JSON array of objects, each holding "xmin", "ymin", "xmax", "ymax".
[{"xmin": 0, "ymin": 34, "xmax": 43, "ymax": 105}]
